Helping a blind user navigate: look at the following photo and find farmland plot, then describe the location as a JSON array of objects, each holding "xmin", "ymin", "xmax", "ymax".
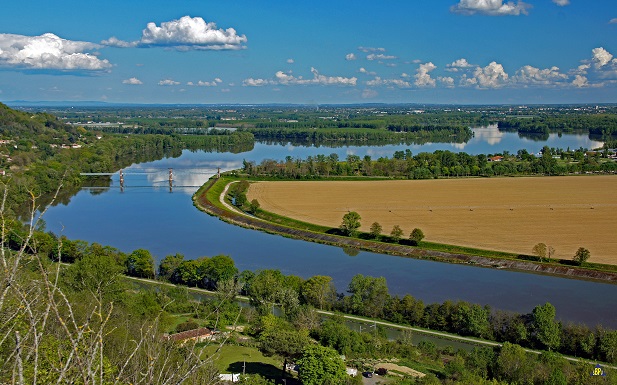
[{"xmin": 247, "ymin": 176, "xmax": 617, "ymax": 264}]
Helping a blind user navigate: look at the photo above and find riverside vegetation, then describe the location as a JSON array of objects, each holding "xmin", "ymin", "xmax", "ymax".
[{"xmin": 1, "ymin": 102, "xmax": 617, "ymax": 384}]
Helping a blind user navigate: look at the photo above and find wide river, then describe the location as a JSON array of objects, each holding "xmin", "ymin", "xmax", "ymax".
[{"xmin": 42, "ymin": 126, "xmax": 617, "ymax": 328}]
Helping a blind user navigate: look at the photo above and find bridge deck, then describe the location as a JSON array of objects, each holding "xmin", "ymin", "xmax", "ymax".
[{"xmin": 80, "ymin": 173, "xmax": 115, "ymax": 176}]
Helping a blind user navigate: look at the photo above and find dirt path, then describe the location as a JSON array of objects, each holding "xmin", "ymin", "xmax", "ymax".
[{"xmin": 376, "ymin": 363, "xmax": 425, "ymax": 378}]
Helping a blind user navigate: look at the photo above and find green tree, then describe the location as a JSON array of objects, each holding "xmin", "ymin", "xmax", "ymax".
[
  {"xmin": 532, "ymin": 242, "xmax": 547, "ymax": 261},
  {"xmin": 410, "ymin": 228, "xmax": 425, "ymax": 245},
  {"xmin": 177, "ymin": 259, "xmax": 202, "ymax": 286},
  {"xmin": 126, "ymin": 248, "xmax": 155, "ymax": 279},
  {"xmin": 301, "ymin": 275, "xmax": 337, "ymax": 310},
  {"xmin": 495, "ymin": 342, "xmax": 529, "ymax": 384},
  {"xmin": 598, "ymin": 329, "xmax": 617, "ymax": 363},
  {"xmin": 259, "ymin": 328, "xmax": 310, "ymax": 376},
  {"xmin": 369, "ymin": 221, "xmax": 382, "ymax": 239},
  {"xmin": 390, "ymin": 225, "xmax": 403, "ymax": 243},
  {"xmin": 347, "ymin": 274, "xmax": 389, "ymax": 318},
  {"xmin": 205, "ymin": 254, "xmax": 238, "ymax": 289},
  {"xmin": 451, "ymin": 302, "xmax": 492, "ymax": 339},
  {"xmin": 532, "ymin": 242, "xmax": 555, "ymax": 262},
  {"xmin": 340, "ymin": 211, "xmax": 361, "ymax": 236},
  {"xmin": 532, "ymin": 302, "xmax": 561, "ymax": 351},
  {"xmin": 249, "ymin": 199, "xmax": 260, "ymax": 213},
  {"xmin": 63, "ymin": 254, "xmax": 125, "ymax": 301},
  {"xmin": 247, "ymin": 269, "xmax": 286, "ymax": 314},
  {"xmin": 573, "ymin": 247, "xmax": 591, "ymax": 265},
  {"xmin": 158, "ymin": 253, "xmax": 185, "ymax": 282},
  {"xmin": 297, "ymin": 345, "xmax": 347, "ymax": 385}
]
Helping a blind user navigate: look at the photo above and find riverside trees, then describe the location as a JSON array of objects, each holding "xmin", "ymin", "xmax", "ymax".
[
  {"xmin": 573, "ymin": 247, "xmax": 591, "ymax": 265},
  {"xmin": 242, "ymin": 147, "xmax": 617, "ymax": 180},
  {"xmin": 340, "ymin": 211, "xmax": 361, "ymax": 236},
  {"xmin": 158, "ymin": 253, "xmax": 617, "ymax": 365}
]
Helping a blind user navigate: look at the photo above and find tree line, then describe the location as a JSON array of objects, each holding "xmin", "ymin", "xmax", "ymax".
[
  {"xmin": 240, "ymin": 126, "xmax": 472, "ymax": 145},
  {"xmin": 498, "ymin": 114, "xmax": 617, "ymax": 137},
  {"xmin": 241, "ymin": 147, "xmax": 617, "ymax": 180}
]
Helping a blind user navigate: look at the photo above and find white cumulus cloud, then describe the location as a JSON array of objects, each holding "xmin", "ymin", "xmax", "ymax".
[
  {"xmin": 101, "ymin": 36, "xmax": 137, "ymax": 48},
  {"xmin": 576, "ymin": 64, "xmax": 591, "ymax": 74},
  {"xmin": 244, "ymin": 68, "xmax": 356, "ymax": 87},
  {"xmin": 201, "ymin": 79, "xmax": 222, "ymax": 86},
  {"xmin": 610, "ymin": 18, "xmax": 617, "ymax": 24},
  {"xmin": 189, "ymin": 78, "xmax": 223, "ymax": 87},
  {"xmin": 242, "ymin": 78, "xmax": 273, "ymax": 87},
  {"xmin": 572, "ymin": 75, "xmax": 588, "ymax": 88},
  {"xmin": 308, "ymin": 67, "xmax": 357, "ymax": 86},
  {"xmin": 358, "ymin": 47, "xmax": 386, "ymax": 53},
  {"xmin": 451, "ymin": 0, "xmax": 531, "ymax": 16},
  {"xmin": 438, "ymin": 76, "xmax": 455, "ymax": 87},
  {"xmin": 0, "ymin": 33, "xmax": 111, "ymax": 71},
  {"xmin": 158, "ymin": 79, "xmax": 180, "ymax": 86},
  {"xmin": 359, "ymin": 67, "xmax": 377, "ymax": 76},
  {"xmin": 552, "ymin": 0, "xmax": 569, "ymax": 5},
  {"xmin": 345, "ymin": 53, "xmax": 357, "ymax": 61},
  {"xmin": 446, "ymin": 58, "xmax": 474, "ymax": 71},
  {"xmin": 415, "ymin": 62, "xmax": 437, "ymax": 87},
  {"xmin": 514, "ymin": 65, "xmax": 568, "ymax": 85},
  {"xmin": 592, "ymin": 47, "xmax": 614, "ymax": 68},
  {"xmin": 122, "ymin": 77, "xmax": 143, "ymax": 85},
  {"xmin": 366, "ymin": 77, "xmax": 412, "ymax": 88},
  {"xmin": 287, "ymin": 58, "xmax": 294, "ymax": 64},
  {"xmin": 473, "ymin": 61, "xmax": 509, "ymax": 88},
  {"xmin": 367, "ymin": 53, "xmax": 397, "ymax": 61},
  {"xmin": 102, "ymin": 16, "xmax": 246, "ymax": 51}
]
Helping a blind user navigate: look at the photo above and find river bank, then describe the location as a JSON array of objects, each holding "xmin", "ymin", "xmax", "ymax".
[{"xmin": 193, "ymin": 176, "xmax": 617, "ymax": 284}]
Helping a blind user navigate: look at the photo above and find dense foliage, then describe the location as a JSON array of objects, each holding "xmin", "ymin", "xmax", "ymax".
[
  {"xmin": 155, "ymin": 250, "xmax": 617, "ymax": 366},
  {"xmin": 242, "ymin": 146, "xmax": 617, "ymax": 179},
  {"xmin": 499, "ymin": 114, "xmax": 617, "ymax": 137}
]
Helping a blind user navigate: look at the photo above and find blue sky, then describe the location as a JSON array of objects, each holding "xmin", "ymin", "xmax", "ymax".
[{"xmin": 0, "ymin": 0, "xmax": 616, "ymax": 104}]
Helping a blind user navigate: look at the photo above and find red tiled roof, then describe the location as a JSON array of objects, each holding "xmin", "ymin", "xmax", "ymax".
[{"xmin": 166, "ymin": 327, "xmax": 212, "ymax": 342}]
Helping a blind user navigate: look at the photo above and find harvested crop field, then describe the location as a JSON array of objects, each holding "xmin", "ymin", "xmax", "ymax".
[{"xmin": 247, "ymin": 176, "xmax": 617, "ymax": 264}]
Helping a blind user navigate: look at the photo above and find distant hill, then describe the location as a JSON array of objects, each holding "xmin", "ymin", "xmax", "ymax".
[{"xmin": 0, "ymin": 102, "xmax": 80, "ymax": 146}]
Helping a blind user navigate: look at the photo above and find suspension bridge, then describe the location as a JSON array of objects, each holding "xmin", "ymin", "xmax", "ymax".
[{"xmin": 80, "ymin": 167, "xmax": 221, "ymax": 191}]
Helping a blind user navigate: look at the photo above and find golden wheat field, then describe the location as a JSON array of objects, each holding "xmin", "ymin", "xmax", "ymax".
[{"xmin": 247, "ymin": 176, "xmax": 617, "ymax": 264}]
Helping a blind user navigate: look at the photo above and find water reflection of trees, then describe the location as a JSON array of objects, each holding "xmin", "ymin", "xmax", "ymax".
[{"xmin": 517, "ymin": 132, "xmax": 550, "ymax": 142}]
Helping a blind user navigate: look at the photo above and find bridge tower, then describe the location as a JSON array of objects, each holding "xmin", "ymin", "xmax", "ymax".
[{"xmin": 119, "ymin": 170, "xmax": 124, "ymax": 191}]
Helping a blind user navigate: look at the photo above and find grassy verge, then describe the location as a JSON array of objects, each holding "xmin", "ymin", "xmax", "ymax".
[
  {"xmin": 396, "ymin": 359, "xmax": 445, "ymax": 378},
  {"xmin": 200, "ymin": 344, "xmax": 283, "ymax": 378},
  {"xmin": 253, "ymin": 207, "xmax": 333, "ymax": 233}
]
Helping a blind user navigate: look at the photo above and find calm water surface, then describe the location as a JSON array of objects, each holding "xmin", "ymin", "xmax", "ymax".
[{"xmin": 42, "ymin": 128, "xmax": 616, "ymax": 327}]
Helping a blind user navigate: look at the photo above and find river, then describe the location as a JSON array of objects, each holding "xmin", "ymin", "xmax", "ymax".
[{"xmin": 41, "ymin": 126, "xmax": 617, "ymax": 328}]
